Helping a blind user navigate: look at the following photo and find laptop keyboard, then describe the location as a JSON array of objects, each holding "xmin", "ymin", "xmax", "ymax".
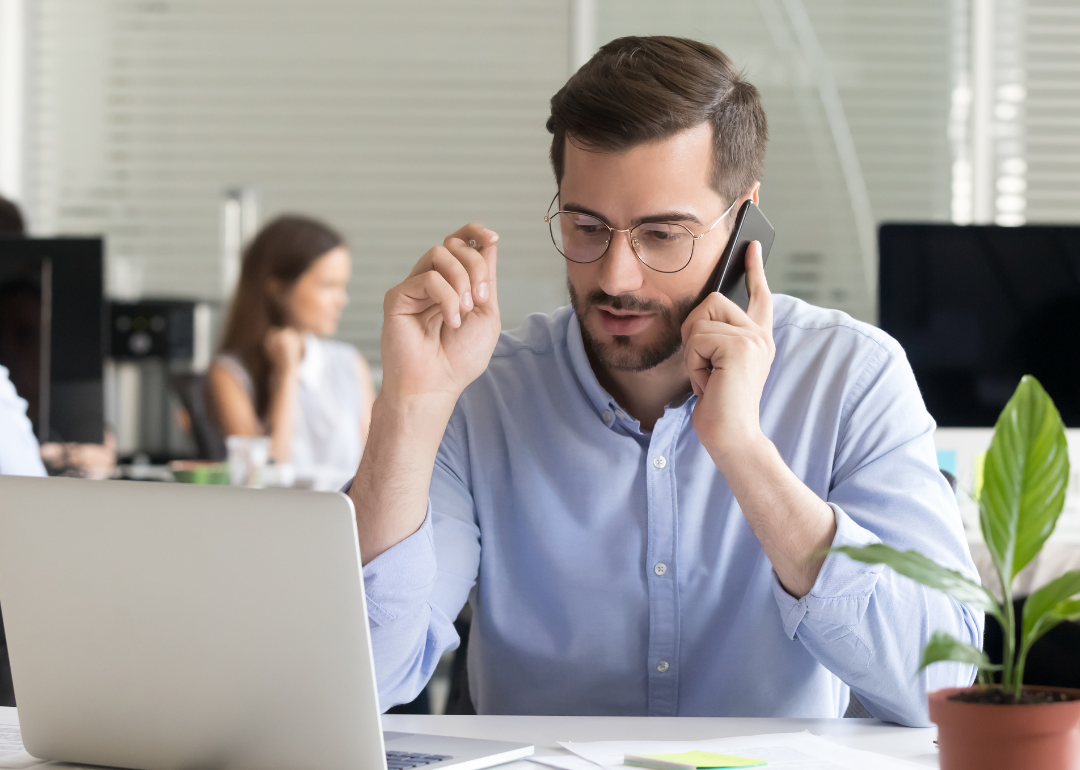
[{"xmin": 386, "ymin": 750, "xmax": 452, "ymax": 769}]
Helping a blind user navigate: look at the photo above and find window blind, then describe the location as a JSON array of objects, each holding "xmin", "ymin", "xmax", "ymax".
[
  {"xmin": 24, "ymin": 0, "xmax": 571, "ymax": 369},
  {"xmin": 1026, "ymin": 0, "xmax": 1080, "ymax": 222}
]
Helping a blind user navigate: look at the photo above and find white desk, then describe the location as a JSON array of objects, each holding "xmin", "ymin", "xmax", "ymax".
[
  {"xmin": 382, "ymin": 714, "xmax": 940, "ymax": 768},
  {"xmin": 0, "ymin": 709, "xmax": 939, "ymax": 769}
]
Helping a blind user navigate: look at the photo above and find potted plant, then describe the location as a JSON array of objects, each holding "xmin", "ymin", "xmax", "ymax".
[{"xmin": 836, "ymin": 375, "xmax": 1080, "ymax": 770}]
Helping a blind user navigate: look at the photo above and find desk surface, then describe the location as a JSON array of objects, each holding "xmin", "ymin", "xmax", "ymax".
[
  {"xmin": 0, "ymin": 709, "xmax": 939, "ymax": 769},
  {"xmin": 382, "ymin": 714, "xmax": 939, "ymax": 768}
]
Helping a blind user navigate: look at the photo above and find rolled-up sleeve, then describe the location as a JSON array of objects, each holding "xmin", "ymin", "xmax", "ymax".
[
  {"xmin": 772, "ymin": 340, "xmax": 984, "ymax": 726},
  {"xmin": 361, "ymin": 410, "xmax": 480, "ymax": 711}
]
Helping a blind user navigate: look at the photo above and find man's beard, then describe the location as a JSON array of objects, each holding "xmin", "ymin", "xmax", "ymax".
[{"xmin": 568, "ymin": 279, "xmax": 699, "ymax": 373}]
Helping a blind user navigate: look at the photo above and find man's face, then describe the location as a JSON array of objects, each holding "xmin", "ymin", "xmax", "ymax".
[{"xmin": 561, "ymin": 123, "xmax": 742, "ymax": 372}]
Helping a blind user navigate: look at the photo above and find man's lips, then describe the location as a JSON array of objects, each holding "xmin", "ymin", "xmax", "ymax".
[{"xmin": 594, "ymin": 306, "xmax": 656, "ymax": 336}]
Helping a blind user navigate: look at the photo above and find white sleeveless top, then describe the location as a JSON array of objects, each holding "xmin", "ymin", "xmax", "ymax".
[{"xmin": 216, "ymin": 334, "xmax": 363, "ymax": 486}]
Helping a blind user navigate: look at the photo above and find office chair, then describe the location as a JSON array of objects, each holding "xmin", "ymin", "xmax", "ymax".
[{"xmin": 170, "ymin": 373, "xmax": 226, "ymax": 461}]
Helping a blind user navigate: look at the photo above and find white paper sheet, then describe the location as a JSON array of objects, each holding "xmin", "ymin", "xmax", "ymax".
[
  {"xmin": 0, "ymin": 713, "xmax": 44, "ymax": 770},
  {"xmin": 0, "ymin": 725, "xmax": 21, "ymax": 758},
  {"xmin": 531, "ymin": 755, "xmax": 610, "ymax": 770},
  {"xmin": 558, "ymin": 731, "xmax": 930, "ymax": 770}
]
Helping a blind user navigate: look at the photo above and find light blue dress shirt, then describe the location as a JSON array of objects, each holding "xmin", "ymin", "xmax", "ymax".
[{"xmin": 362, "ymin": 295, "xmax": 983, "ymax": 726}]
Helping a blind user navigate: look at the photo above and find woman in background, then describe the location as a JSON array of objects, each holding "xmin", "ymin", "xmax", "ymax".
[{"xmin": 208, "ymin": 214, "xmax": 375, "ymax": 484}]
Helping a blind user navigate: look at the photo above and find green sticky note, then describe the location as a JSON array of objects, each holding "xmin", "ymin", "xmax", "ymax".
[{"xmin": 641, "ymin": 750, "xmax": 766, "ymax": 768}]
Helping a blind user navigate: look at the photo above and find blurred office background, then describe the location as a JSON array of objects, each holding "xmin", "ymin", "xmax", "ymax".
[{"xmin": 2, "ymin": 0, "xmax": 1076, "ymax": 364}]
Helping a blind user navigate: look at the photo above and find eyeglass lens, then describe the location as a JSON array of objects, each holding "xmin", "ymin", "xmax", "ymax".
[{"xmin": 549, "ymin": 212, "xmax": 694, "ymax": 272}]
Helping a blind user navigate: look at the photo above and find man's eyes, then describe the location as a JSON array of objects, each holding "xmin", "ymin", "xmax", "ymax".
[
  {"xmin": 571, "ymin": 221, "xmax": 607, "ymax": 235},
  {"xmin": 639, "ymin": 227, "xmax": 687, "ymax": 242}
]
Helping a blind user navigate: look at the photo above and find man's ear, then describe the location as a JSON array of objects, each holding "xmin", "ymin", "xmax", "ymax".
[{"xmin": 750, "ymin": 181, "xmax": 761, "ymax": 206}]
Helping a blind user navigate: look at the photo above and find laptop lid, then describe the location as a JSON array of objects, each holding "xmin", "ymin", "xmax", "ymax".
[{"xmin": 0, "ymin": 476, "xmax": 387, "ymax": 770}]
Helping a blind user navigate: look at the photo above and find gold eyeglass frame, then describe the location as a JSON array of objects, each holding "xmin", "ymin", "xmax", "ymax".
[{"xmin": 543, "ymin": 192, "xmax": 738, "ymax": 274}]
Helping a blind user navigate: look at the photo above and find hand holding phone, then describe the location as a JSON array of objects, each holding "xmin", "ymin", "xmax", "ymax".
[{"xmin": 709, "ymin": 201, "xmax": 775, "ymax": 311}]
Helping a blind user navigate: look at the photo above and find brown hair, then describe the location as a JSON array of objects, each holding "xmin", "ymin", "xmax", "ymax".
[
  {"xmin": 0, "ymin": 194, "xmax": 26, "ymax": 236},
  {"xmin": 217, "ymin": 214, "xmax": 343, "ymax": 417},
  {"xmin": 548, "ymin": 36, "xmax": 768, "ymax": 209}
]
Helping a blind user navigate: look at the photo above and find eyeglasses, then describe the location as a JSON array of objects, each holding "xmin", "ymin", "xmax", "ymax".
[{"xmin": 543, "ymin": 193, "xmax": 738, "ymax": 274}]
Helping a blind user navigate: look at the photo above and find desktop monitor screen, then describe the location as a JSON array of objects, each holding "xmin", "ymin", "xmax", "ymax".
[
  {"xmin": 879, "ymin": 223, "xmax": 1080, "ymax": 428},
  {"xmin": 0, "ymin": 238, "xmax": 105, "ymax": 443}
]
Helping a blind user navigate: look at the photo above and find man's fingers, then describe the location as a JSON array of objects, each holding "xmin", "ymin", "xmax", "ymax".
[
  {"xmin": 680, "ymin": 243, "xmax": 772, "ymax": 348},
  {"xmin": 389, "ymin": 270, "xmax": 462, "ymax": 328},
  {"xmin": 447, "ymin": 223, "xmax": 498, "ymax": 302},
  {"xmin": 443, "ymin": 237, "xmax": 490, "ymax": 309},
  {"xmin": 744, "ymin": 240, "xmax": 773, "ymax": 331},
  {"xmin": 680, "ymin": 291, "xmax": 742, "ymax": 348},
  {"xmin": 430, "ymin": 246, "xmax": 476, "ymax": 312},
  {"xmin": 684, "ymin": 323, "xmax": 749, "ymax": 371},
  {"xmin": 403, "ymin": 223, "xmax": 499, "ymax": 320}
]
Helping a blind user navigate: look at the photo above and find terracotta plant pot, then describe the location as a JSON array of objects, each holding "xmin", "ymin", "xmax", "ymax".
[{"xmin": 929, "ymin": 686, "xmax": 1080, "ymax": 770}]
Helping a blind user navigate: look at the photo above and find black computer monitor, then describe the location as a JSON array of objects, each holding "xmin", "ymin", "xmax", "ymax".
[
  {"xmin": 0, "ymin": 238, "xmax": 105, "ymax": 443},
  {"xmin": 879, "ymin": 223, "xmax": 1080, "ymax": 428}
]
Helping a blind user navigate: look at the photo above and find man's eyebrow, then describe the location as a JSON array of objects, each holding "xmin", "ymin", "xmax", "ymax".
[{"xmin": 561, "ymin": 202, "xmax": 703, "ymax": 227}]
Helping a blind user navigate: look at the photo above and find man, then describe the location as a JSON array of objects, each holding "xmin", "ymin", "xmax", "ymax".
[{"xmin": 349, "ymin": 36, "xmax": 981, "ymax": 725}]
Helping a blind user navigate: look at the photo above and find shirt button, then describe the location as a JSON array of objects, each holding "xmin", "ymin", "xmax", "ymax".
[
  {"xmin": 653, "ymin": 456, "xmax": 667, "ymax": 469},
  {"xmin": 654, "ymin": 562, "xmax": 667, "ymax": 576},
  {"xmin": 602, "ymin": 409, "xmax": 613, "ymax": 423},
  {"xmin": 656, "ymin": 660, "xmax": 670, "ymax": 673}
]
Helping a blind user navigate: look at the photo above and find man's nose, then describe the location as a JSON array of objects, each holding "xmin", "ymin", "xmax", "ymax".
[{"xmin": 598, "ymin": 230, "xmax": 645, "ymax": 297}]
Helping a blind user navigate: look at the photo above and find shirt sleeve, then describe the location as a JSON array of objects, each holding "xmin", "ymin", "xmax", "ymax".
[
  {"xmin": 0, "ymin": 365, "xmax": 45, "ymax": 478},
  {"xmin": 770, "ymin": 340, "xmax": 984, "ymax": 727},
  {"xmin": 361, "ymin": 408, "xmax": 480, "ymax": 711}
]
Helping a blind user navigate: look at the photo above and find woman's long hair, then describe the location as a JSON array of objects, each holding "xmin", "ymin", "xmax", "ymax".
[{"xmin": 217, "ymin": 214, "xmax": 344, "ymax": 417}]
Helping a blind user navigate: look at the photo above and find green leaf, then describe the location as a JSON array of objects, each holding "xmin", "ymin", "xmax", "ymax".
[
  {"xmin": 979, "ymin": 376, "xmax": 1070, "ymax": 584},
  {"xmin": 919, "ymin": 630, "xmax": 1001, "ymax": 672},
  {"xmin": 1022, "ymin": 570, "xmax": 1080, "ymax": 646},
  {"xmin": 1050, "ymin": 599, "xmax": 1080, "ymax": 623},
  {"xmin": 832, "ymin": 544, "xmax": 1000, "ymax": 616}
]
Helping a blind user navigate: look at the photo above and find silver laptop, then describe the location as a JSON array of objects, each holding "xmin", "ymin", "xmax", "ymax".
[{"xmin": 0, "ymin": 476, "xmax": 532, "ymax": 770}]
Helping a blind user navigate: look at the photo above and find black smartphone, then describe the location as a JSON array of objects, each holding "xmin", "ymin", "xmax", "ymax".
[{"xmin": 709, "ymin": 200, "xmax": 775, "ymax": 311}]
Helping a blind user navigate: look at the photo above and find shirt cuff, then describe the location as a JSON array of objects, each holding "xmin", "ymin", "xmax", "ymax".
[
  {"xmin": 772, "ymin": 502, "xmax": 883, "ymax": 639},
  {"xmin": 362, "ymin": 500, "xmax": 438, "ymax": 627}
]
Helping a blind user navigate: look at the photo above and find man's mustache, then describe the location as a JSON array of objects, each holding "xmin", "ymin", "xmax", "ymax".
[{"xmin": 582, "ymin": 290, "xmax": 670, "ymax": 315}]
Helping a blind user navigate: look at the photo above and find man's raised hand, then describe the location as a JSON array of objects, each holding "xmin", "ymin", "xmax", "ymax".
[
  {"xmin": 380, "ymin": 223, "xmax": 501, "ymax": 406},
  {"xmin": 681, "ymin": 240, "xmax": 775, "ymax": 464}
]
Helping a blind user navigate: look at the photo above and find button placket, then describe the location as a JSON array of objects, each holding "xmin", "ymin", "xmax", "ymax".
[{"xmin": 643, "ymin": 406, "xmax": 685, "ymax": 716}]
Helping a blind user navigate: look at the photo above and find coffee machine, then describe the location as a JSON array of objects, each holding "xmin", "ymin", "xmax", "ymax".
[{"xmin": 107, "ymin": 299, "xmax": 215, "ymax": 462}]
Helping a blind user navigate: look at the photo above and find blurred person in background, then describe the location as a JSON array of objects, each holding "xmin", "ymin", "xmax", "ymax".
[
  {"xmin": 0, "ymin": 194, "xmax": 115, "ymax": 477},
  {"xmin": 0, "ymin": 195, "xmax": 46, "ymax": 704},
  {"xmin": 0, "ymin": 358, "xmax": 44, "ymax": 708},
  {"xmin": 208, "ymin": 214, "xmax": 375, "ymax": 485},
  {"xmin": 0, "ymin": 196, "xmax": 26, "ymax": 236}
]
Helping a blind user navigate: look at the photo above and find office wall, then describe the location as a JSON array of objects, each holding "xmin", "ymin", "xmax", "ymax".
[
  {"xmin": 23, "ymin": 0, "xmax": 571, "ymax": 368},
  {"xmin": 19, "ymin": 0, "xmax": 1080, "ymax": 368}
]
